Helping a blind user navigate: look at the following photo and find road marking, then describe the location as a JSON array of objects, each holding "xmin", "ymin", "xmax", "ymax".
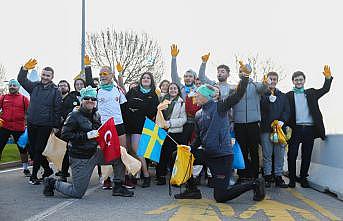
[
  {"xmin": 289, "ymin": 189, "xmax": 341, "ymax": 221},
  {"xmin": 146, "ymin": 199, "xmax": 234, "ymax": 221},
  {"xmin": 0, "ymin": 166, "xmax": 31, "ymax": 174},
  {"xmin": 239, "ymin": 198, "xmax": 319, "ymax": 221},
  {"xmin": 24, "ymin": 185, "xmax": 100, "ymax": 221}
]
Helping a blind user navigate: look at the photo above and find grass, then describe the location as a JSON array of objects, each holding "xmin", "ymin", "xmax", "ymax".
[{"xmin": 0, "ymin": 144, "xmax": 20, "ymax": 163}]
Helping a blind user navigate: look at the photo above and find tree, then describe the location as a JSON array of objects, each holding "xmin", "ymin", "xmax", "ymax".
[
  {"xmin": 86, "ymin": 28, "xmax": 164, "ymax": 86},
  {"xmin": 234, "ymin": 53, "xmax": 285, "ymax": 82},
  {"xmin": 0, "ymin": 64, "xmax": 7, "ymax": 95}
]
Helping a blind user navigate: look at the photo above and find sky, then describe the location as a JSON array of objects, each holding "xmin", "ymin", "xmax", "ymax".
[{"xmin": 0, "ymin": 0, "xmax": 342, "ymax": 133}]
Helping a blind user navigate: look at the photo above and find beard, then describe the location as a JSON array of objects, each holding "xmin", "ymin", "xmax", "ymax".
[{"xmin": 9, "ymin": 88, "xmax": 18, "ymax": 94}]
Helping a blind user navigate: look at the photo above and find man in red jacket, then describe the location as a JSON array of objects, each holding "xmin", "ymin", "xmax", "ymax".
[{"xmin": 0, "ymin": 79, "xmax": 30, "ymax": 176}]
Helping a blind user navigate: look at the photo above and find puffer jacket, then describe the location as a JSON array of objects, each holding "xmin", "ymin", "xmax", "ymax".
[
  {"xmin": 233, "ymin": 78, "xmax": 267, "ymax": 123},
  {"xmin": 17, "ymin": 67, "xmax": 62, "ymax": 127},
  {"xmin": 164, "ymin": 97, "xmax": 187, "ymax": 134},
  {"xmin": 61, "ymin": 107, "xmax": 101, "ymax": 159}
]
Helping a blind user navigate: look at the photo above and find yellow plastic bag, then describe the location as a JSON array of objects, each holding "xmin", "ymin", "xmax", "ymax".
[
  {"xmin": 270, "ymin": 120, "xmax": 288, "ymax": 145},
  {"xmin": 42, "ymin": 133, "xmax": 67, "ymax": 171},
  {"xmin": 170, "ymin": 145, "xmax": 194, "ymax": 186},
  {"xmin": 120, "ymin": 146, "xmax": 141, "ymax": 176}
]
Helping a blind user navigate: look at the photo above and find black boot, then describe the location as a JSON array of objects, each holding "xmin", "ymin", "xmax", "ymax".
[
  {"xmin": 253, "ymin": 177, "xmax": 266, "ymax": 201},
  {"xmin": 275, "ymin": 176, "xmax": 288, "ymax": 188},
  {"xmin": 156, "ymin": 176, "xmax": 166, "ymax": 185},
  {"xmin": 112, "ymin": 182, "xmax": 134, "ymax": 197},
  {"xmin": 300, "ymin": 177, "xmax": 310, "ymax": 188},
  {"xmin": 174, "ymin": 177, "xmax": 202, "ymax": 199},
  {"xmin": 264, "ymin": 175, "xmax": 272, "ymax": 188},
  {"xmin": 141, "ymin": 176, "xmax": 151, "ymax": 188},
  {"xmin": 288, "ymin": 178, "xmax": 296, "ymax": 188},
  {"xmin": 43, "ymin": 177, "xmax": 56, "ymax": 196}
]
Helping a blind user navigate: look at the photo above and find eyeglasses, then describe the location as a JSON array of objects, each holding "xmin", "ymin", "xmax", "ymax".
[
  {"xmin": 83, "ymin": 96, "xmax": 97, "ymax": 101},
  {"xmin": 99, "ymin": 72, "xmax": 110, "ymax": 77},
  {"xmin": 9, "ymin": 84, "xmax": 18, "ymax": 87}
]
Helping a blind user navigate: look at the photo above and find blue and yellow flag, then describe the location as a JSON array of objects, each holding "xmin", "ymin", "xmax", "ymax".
[{"xmin": 137, "ymin": 118, "xmax": 167, "ymax": 163}]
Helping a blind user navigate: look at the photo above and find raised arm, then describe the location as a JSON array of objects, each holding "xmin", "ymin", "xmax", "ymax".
[
  {"xmin": 217, "ymin": 76, "xmax": 249, "ymax": 113},
  {"xmin": 315, "ymin": 65, "xmax": 333, "ymax": 99},
  {"xmin": 84, "ymin": 55, "xmax": 97, "ymax": 88},
  {"xmin": 17, "ymin": 59, "xmax": 38, "ymax": 94},
  {"xmin": 170, "ymin": 44, "xmax": 183, "ymax": 88},
  {"xmin": 198, "ymin": 53, "xmax": 216, "ymax": 85}
]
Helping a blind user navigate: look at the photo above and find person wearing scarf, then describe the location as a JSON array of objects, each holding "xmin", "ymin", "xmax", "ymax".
[
  {"xmin": 124, "ymin": 72, "xmax": 159, "ymax": 188},
  {"xmin": 170, "ymin": 44, "xmax": 201, "ymax": 146},
  {"xmin": 155, "ymin": 83, "xmax": 187, "ymax": 185},
  {"xmin": 286, "ymin": 66, "xmax": 333, "ymax": 188}
]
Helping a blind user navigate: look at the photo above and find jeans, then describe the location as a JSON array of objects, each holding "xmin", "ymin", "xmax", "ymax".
[
  {"xmin": 55, "ymin": 149, "xmax": 125, "ymax": 198},
  {"xmin": 260, "ymin": 133, "xmax": 285, "ymax": 176}
]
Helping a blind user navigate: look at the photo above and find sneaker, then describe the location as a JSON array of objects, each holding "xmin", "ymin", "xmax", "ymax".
[
  {"xmin": 123, "ymin": 176, "xmax": 135, "ymax": 189},
  {"xmin": 288, "ymin": 179, "xmax": 296, "ymax": 188},
  {"xmin": 41, "ymin": 168, "xmax": 54, "ymax": 180},
  {"xmin": 300, "ymin": 178, "xmax": 310, "ymax": 188},
  {"xmin": 207, "ymin": 177, "xmax": 214, "ymax": 188},
  {"xmin": 141, "ymin": 176, "xmax": 151, "ymax": 188},
  {"xmin": 112, "ymin": 185, "xmax": 134, "ymax": 197},
  {"xmin": 264, "ymin": 175, "xmax": 272, "ymax": 188},
  {"xmin": 29, "ymin": 176, "xmax": 41, "ymax": 185},
  {"xmin": 156, "ymin": 176, "xmax": 166, "ymax": 186},
  {"xmin": 43, "ymin": 177, "xmax": 56, "ymax": 196},
  {"xmin": 275, "ymin": 176, "xmax": 288, "ymax": 188},
  {"xmin": 23, "ymin": 169, "xmax": 31, "ymax": 177},
  {"xmin": 102, "ymin": 178, "xmax": 112, "ymax": 190},
  {"xmin": 174, "ymin": 188, "xmax": 202, "ymax": 199},
  {"xmin": 253, "ymin": 177, "xmax": 266, "ymax": 201}
]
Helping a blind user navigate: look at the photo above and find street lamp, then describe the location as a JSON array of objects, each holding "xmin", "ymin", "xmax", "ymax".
[{"xmin": 81, "ymin": 0, "xmax": 86, "ymax": 71}]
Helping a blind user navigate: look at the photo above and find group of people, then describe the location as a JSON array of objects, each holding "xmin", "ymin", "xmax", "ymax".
[{"xmin": 0, "ymin": 44, "xmax": 333, "ymax": 204}]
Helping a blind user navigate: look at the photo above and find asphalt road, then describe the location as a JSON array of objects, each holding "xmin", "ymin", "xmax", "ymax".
[{"xmin": 0, "ymin": 167, "xmax": 342, "ymax": 221}]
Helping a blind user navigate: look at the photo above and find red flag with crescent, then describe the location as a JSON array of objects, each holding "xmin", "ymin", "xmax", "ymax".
[{"xmin": 96, "ymin": 117, "xmax": 120, "ymax": 163}]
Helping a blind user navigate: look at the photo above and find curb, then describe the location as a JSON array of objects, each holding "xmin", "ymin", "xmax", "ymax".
[{"xmin": 0, "ymin": 161, "xmax": 21, "ymax": 170}]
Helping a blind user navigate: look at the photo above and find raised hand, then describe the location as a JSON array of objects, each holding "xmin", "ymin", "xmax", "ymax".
[
  {"xmin": 84, "ymin": 55, "xmax": 91, "ymax": 66},
  {"xmin": 239, "ymin": 60, "xmax": 252, "ymax": 75},
  {"xmin": 116, "ymin": 63, "xmax": 123, "ymax": 73},
  {"xmin": 201, "ymin": 52, "xmax": 210, "ymax": 63},
  {"xmin": 323, "ymin": 65, "xmax": 332, "ymax": 78},
  {"xmin": 24, "ymin": 59, "xmax": 37, "ymax": 70},
  {"xmin": 171, "ymin": 44, "xmax": 180, "ymax": 57}
]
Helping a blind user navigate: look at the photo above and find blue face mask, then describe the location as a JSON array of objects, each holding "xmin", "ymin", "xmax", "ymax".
[{"xmin": 293, "ymin": 87, "xmax": 304, "ymax": 94}]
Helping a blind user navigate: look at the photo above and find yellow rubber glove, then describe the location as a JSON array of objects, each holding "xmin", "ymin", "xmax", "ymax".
[
  {"xmin": 0, "ymin": 118, "xmax": 4, "ymax": 128},
  {"xmin": 201, "ymin": 53, "xmax": 210, "ymax": 63},
  {"xmin": 239, "ymin": 60, "xmax": 252, "ymax": 77},
  {"xmin": 84, "ymin": 55, "xmax": 91, "ymax": 66},
  {"xmin": 24, "ymin": 59, "xmax": 37, "ymax": 70},
  {"xmin": 116, "ymin": 63, "xmax": 123, "ymax": 73},
  {"xmin": 323, "ymin": 65, "xmax": 332, "ymax": 78},
  {"xmin": 171, "ymin": 44, "xmax": 179, "ymax": 57}
]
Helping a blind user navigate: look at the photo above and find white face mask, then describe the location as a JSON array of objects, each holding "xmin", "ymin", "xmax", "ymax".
[{"xmin": 269, "ymin": 95, "xmax": 277, "ymax": 103}]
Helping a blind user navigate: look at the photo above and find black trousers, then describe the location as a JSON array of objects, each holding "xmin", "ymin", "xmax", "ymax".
[
  {"xmin": 183, "ymin": 122, "xmax": 195, "ymax": 145},
  {"xmin": 186, "ymin": 149, "xmax": 255, "ymax": 203},
  {"xmin": 234, "ymin": 122, "xmax": 260, "ymax": 179},
  {"xmin": 0, "ymin": 128, "xmax": 28, "ymax": 162},
  {"xmin": 156, "ymin": 132, "xmax": 185, "ymax": 177},
  {"xmin": 288, "ymin": 125, "xmax": 315, "ymax": 180},
  {"xmin": 27, "ymin": 123, "xmax": 52, "ymax": 178}
]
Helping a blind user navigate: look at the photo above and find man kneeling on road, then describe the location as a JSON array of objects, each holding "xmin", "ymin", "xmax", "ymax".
[
  {"xmin": 43, "ymin": 86, "xmax": 134, "ymax": 198},
  {"xmin": 174, "ymin": 62, "xmax": 266, "ymax": 202}
]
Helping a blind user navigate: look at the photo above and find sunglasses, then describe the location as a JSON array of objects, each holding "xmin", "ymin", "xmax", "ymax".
[
  {"xmin": 83, "ymin": 96, "xmax": 97, "ymax": 101},
  {"xmin": 9, "ymin": 84, "xmax": 18, "ymax": 87},
  {"xmin": 99, "ymin": 72, "xmax": 110, "ymax": 77}
]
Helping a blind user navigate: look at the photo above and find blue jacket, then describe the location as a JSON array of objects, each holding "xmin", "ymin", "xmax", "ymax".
[
  {"xmin": 260, "ymin": 89, "xmax": 290, "ymax": 133},
  {"xmin": 191, "ymin": 77, "xmax": 248, "ymax": 158}
]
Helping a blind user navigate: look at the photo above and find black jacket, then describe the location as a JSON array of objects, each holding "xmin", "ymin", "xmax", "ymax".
[
  {"xmin": 61, "ymin": 107, "xmax": 101, "ymax": 159},
  {"xmin": 17, "ymin": 67, "xmax": 62, "ymax": 127},
  {"xmin": 61, "ymin": 91, "xmax": 81, "ymax": 121},
  {"xmin": 123, "ymin": 86, "xmax": 159, "ymax": 134},
  {"xmin": 260, "ymin": 89, "xmax": 290, "ymax": 133},
  {"xmin": 286, "ymin": 77, "xmax": 333, "ymax": 140}
]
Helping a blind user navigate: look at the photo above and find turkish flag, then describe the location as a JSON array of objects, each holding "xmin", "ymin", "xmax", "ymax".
[{"xmin": 96, "ymin": 117, "xmax": 120, "ymax": 163}]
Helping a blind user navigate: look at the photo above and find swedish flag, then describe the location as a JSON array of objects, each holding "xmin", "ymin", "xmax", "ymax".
[{"xmin": 137, "ymin": 118, "xmax": 167, "ymax": 163}]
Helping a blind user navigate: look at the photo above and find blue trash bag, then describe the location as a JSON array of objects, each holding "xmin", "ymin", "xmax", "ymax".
[
  {"xmin": 17, "ymin": 128, "xmax": 28, "ymax": 149},
  {"xmin": 230, "ymin": 131, "xmax": 245, "ymax": 170}
]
